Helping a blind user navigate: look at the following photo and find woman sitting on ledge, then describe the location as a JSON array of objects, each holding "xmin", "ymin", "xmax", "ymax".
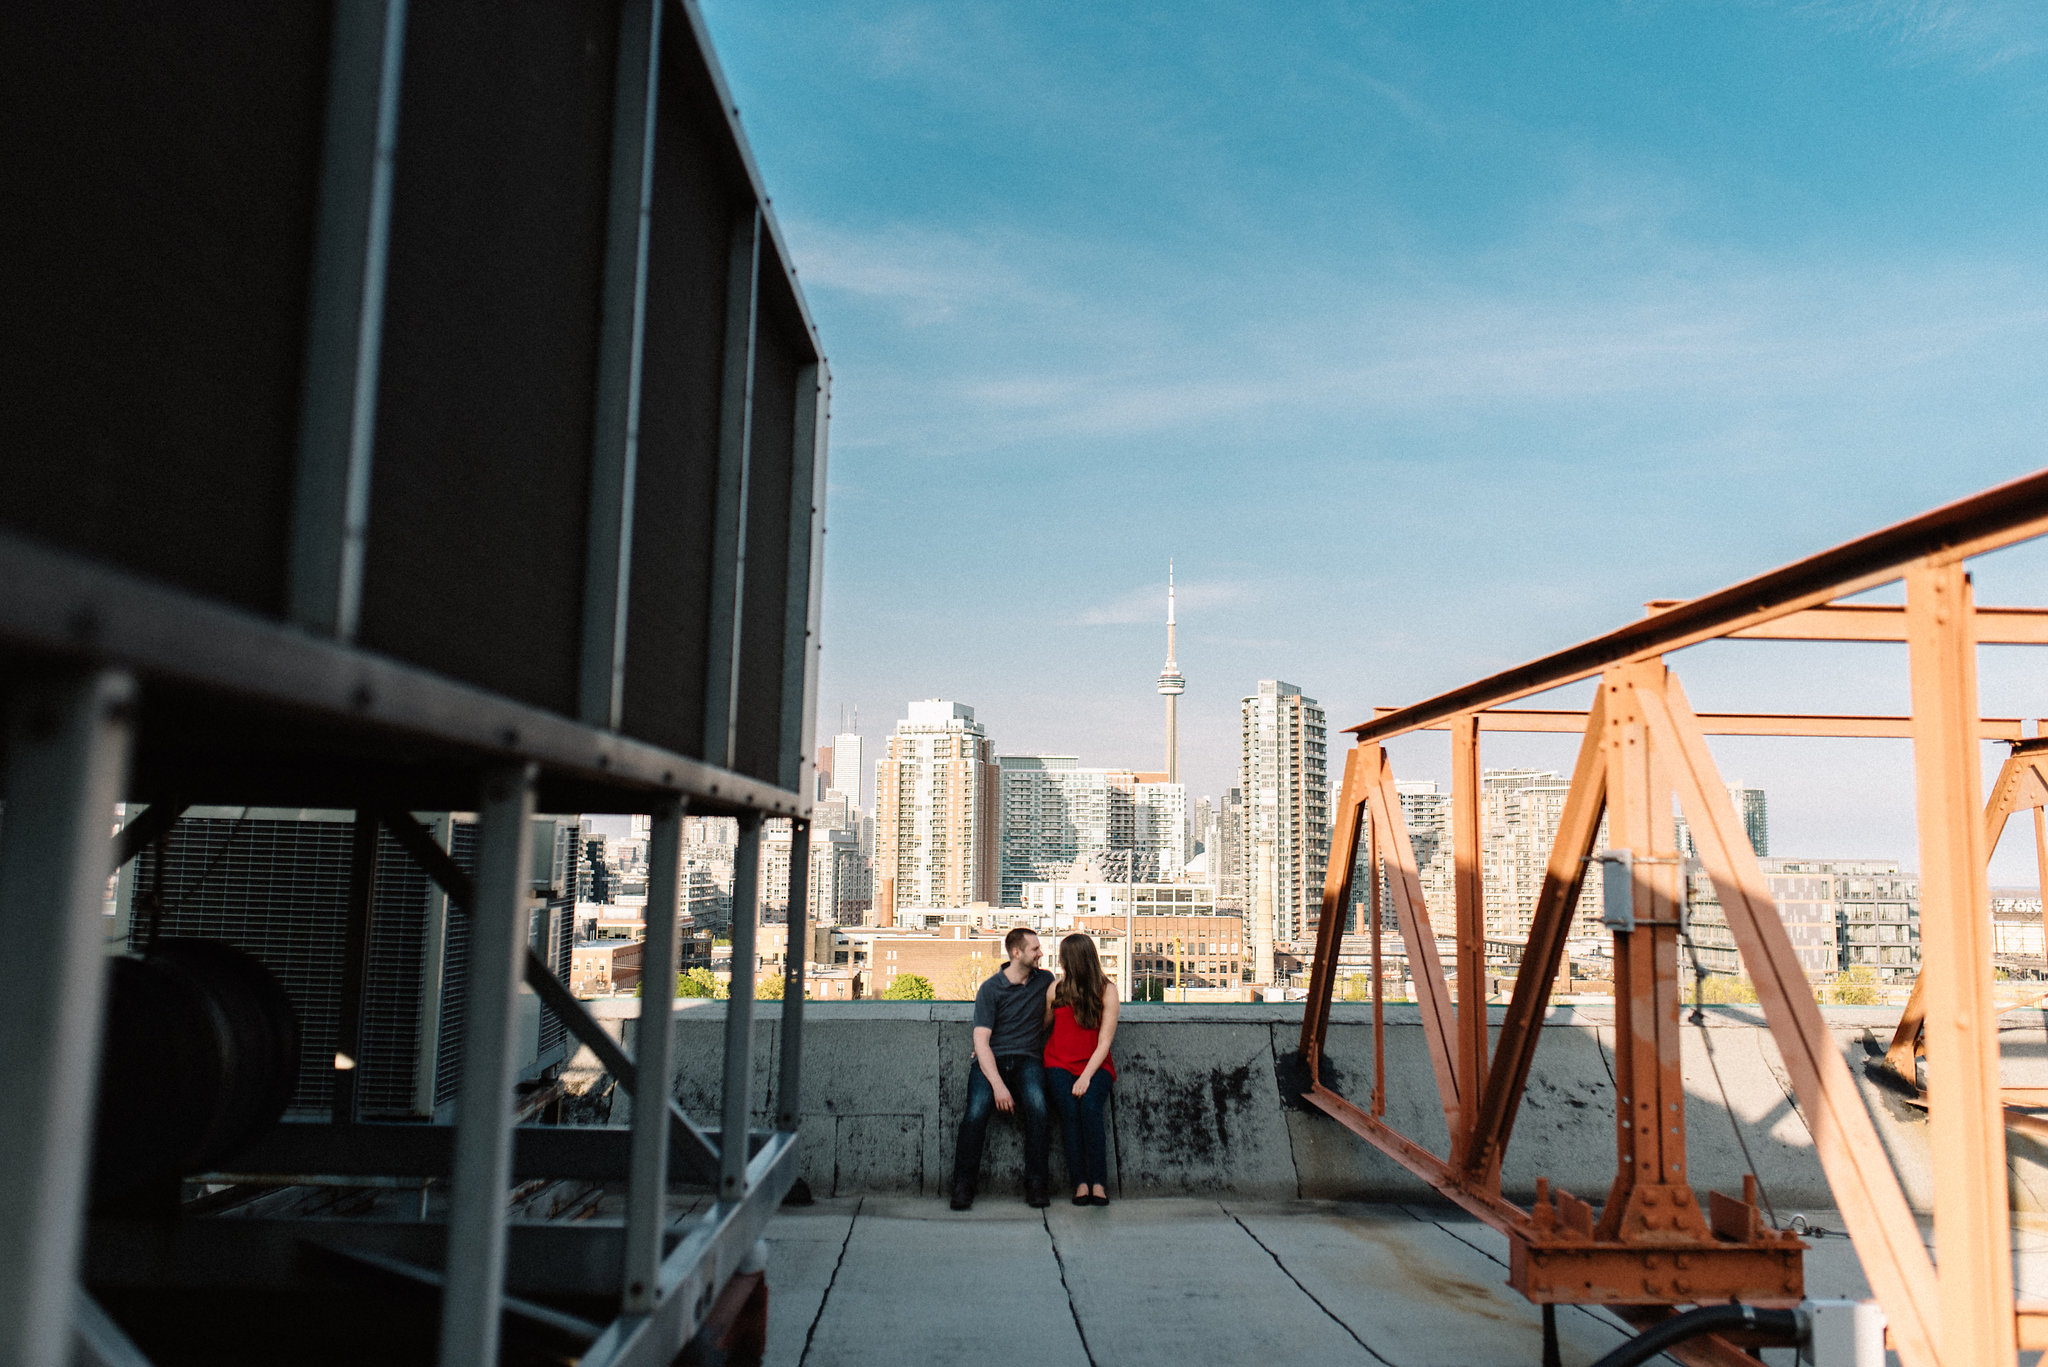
[{"xmin": 1044, "ymin": 934, "xmax": 1119, "ymax": 1206}]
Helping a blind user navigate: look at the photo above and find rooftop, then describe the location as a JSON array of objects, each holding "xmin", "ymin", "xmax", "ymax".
[{"xmin": 756, "ymin": 1197, "xmax": 1991, "ymax": 1367}]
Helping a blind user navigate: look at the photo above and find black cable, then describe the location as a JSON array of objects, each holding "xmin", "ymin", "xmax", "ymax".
[
  {"xmin": 1684, "ymin": 929, "xmax": 1779, "ymax": 1229},
  {"xmin": 1585, "ymin": 1303, "xmax": 1801, "ymax": 1367}
]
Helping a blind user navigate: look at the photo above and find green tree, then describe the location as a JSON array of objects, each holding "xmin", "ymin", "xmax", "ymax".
[
  {"xmin": 676, "ymin": 966, "xmax": 726, "ymax": 999},
  {"xmin": 756, "ymin": 972, "xmax": 785, "ymax": 1000},
  {"xmin": 1829, "ymin": 966, "xmax": 1882, "ymax": 1006},
  {"xmin": 1699, "ymin": 974, "xmax": 1759, "ymax": 1005},
  {"xmin": 881, "ymin": 973, "xmax": 935, "ymax": 1000}
]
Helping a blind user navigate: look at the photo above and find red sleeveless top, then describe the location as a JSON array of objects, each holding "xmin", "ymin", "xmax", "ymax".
[{"xmin": 1044, "ymin": 1004, "xmax": 1114, "ymax": 1078}]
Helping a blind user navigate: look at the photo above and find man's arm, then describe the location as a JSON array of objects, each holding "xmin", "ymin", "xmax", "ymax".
[{"xmin": 972, "ymin": 1025, "xmax": 1014, "ymax": 1112}]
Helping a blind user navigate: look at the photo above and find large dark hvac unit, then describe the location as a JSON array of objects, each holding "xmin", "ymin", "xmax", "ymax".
[
  {"xmin": 119, "ymin": 811, "xmax": 581, "ymax": 1120},
  {"xmin": 0, "ymin": 3, "xmax": 827, "ymax": 1366},
  {"xmin": 0, "ymin": 0, "xmax": 825, "ymax": 806}
]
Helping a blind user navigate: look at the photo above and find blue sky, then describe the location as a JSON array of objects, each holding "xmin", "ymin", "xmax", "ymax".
[{"xmin": 701, "ymin": 0, "xmax": 2048, "ymax": 879}]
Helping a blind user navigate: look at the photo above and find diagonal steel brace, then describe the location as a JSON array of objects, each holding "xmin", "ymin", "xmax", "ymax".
[{"xmin": 376, "ymin": 807, "xmax": 722, "ymax": 1176}]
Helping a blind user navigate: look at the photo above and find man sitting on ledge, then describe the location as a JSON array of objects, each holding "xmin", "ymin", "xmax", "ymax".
[{"xmin": 950, "ymin": 926, "xmax": 1053, "ymax": 1210}]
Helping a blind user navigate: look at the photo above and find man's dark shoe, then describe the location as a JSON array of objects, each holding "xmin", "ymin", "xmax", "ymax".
[
  {"xmin": 949, "ymin": 1178, "xmax": 975, "ymax": 1211},
  {"xmin": 1025, "ymin": 1180, "xmax": 1050, "ymax": 1208}
]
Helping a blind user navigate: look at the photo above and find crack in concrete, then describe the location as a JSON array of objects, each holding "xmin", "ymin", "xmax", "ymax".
[
  {"xmin": 796, "ymin": 1197, "xmax": 862, "ymax": 1367},
  {"xmin": 1273, "ymin": 1023, "xmax": 1306, "ymax": 1201},
  {"xmin": 1391, "ymin": 1203, "xmax": 1643, "ymax": 1354},
  {"xmin": 1227, "ymin": 1208, "xmax": 1395, "ymax": 1366},
  {"xmin": 1041, "ymin": 1210, "xmax": 1100, "ymax": 1367}
]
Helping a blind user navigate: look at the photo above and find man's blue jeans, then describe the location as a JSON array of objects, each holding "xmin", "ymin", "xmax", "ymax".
[
  {"xmin": 1046, "ymin": 1066, "xmax": 1113, "ymax": 1189},
  {"xmin": 952, "ymin": 1055, "xmax": 1049, "ymax": 1189}
]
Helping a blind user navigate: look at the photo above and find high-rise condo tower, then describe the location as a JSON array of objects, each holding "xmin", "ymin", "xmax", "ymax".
[{"xmin": 1157, "ymin": 562, "xmax": 1184, "ymax": 783}]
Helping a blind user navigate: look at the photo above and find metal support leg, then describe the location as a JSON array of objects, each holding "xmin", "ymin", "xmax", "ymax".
[
  {"xmin": 1450, "ymin": 712, "xmax": 1486, "ymax": 1159},
  {"xmin": 721, "ymin": 814, "xmax": 764, "ymax": 1199},
  {"xmin": 437, "ymin": 763, "xmax": 537, "ymax": 1367},
  {"xmin": 333, "ymin": 810, "xmax": 380, "ymax": 1123},
  {"xmin": 624, "ymin": 799, "xmax": 685, "ymax": 1313},
  {"xmin": 74, "ymin": 1290, "xmax": 156, "ymax": 1367},
  {"xmin": 1369, "ymin": 816, "xmax": 1384, "ymax": 1118},
  {"xmin": 109, "ymin": 801, "xmax": 187, "ymax": 872},
  {"xmin": 1906, "ymin": 558, "xmax": 2017, "ymax": 1367},
  {"xmin": 777, "ymin": 819, "xmax": 810, "ymax": 1132},
  {"xmin": 0, "ymin": 669, "xmax": 135, "ymax": 1367}
]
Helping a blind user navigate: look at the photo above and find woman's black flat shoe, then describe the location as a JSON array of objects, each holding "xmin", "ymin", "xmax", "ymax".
[
  {"xmin": 1088, "ymin": 1194, "xmax": 1109, "ymax": 1206},
  {"xmin": 1071, "ymin": 1194, "xmax": 1091, "ymax": 1206}
]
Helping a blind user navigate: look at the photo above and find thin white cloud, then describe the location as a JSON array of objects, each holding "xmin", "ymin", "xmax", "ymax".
[
  {"xmin": 783, "ymin": 219, "xmax": 1050, "ymax": 327},
  {"xmin": 831, "ymin": 189, "xmax": 2048, "ymax": 443},
  {"xmin": 1799, "ymin": 0, "xmax": 2048, "ymax": 70},
  {"xmin": 1077, "ymin": 578, "xmax": 1260, "ymax": 627}
]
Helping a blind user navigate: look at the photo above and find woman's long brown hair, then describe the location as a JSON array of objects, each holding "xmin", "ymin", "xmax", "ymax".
[{"xmin": 1054, "ymin": 934, "xmax": 1109, "ymax": 1030}]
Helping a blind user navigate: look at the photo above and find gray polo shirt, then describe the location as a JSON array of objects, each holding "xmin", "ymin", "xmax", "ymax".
[{"xmin": 972, "ymin": 967, "xmax": 1053, "ymax": 1060}]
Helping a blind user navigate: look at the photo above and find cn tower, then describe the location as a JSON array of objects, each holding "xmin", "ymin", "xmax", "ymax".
[{"xmin": 1157, "ymin": 561, "xmax": 1184, "ymax": 782}]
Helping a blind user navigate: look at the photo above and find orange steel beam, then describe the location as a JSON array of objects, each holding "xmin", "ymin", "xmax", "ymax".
[
  {"xmin": 1904, "ymin": 561, "xmax": 2016, "ymax": 1367},
  {"xmin": 1349, "ymin": 466, "xmax": 2048, "ymax": 742},
  {"xmin": 1368, "ymin": 809, "xmax": 1385, "ymax": 1118},
  {"xmin": 1311, "ymin": 473, "xmax": 2048, "ymax": 1364},
  {"xmin": 1644, "ymin": 599, "xmax": 2048, "ymax": 644},
  {"xmin": 1450, "ymin": 712, "xmax": 1487, "ymax": 1161},
  {"xmin": 1650, "ymin": 671, "xmax": 1942, "ymax": 1365},
  {"xmin": 1364, "ymin": 745, "xmax": 1461, "ymax": 1119},
  {"xmin": 1885, "ymin": 737, "xmax": 2048, "ymax": 1075},
  {"xmin": 1461, "ymin": 694, "xmax": 1608, "ymax": 1179},
  {"xmin": 1374, "ymin": 705, "xmax": 2025, "ymax": 739},
  {"xmin": 1301, "ymin": 746, "xmax": 1371, "ymax": 1071},
  {"xmin": 1596, "ymin": 664, "xmax": 1698, "ymax": 1243},
  {"xmin": 1322, "ymin": 696, "xmax": 1806, "ymax": 1329}
]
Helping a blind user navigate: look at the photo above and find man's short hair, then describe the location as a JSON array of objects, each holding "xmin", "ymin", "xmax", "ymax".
[{"xmin": 1004, "ymin": 925, "xmax": 1036, "ymax": 956}]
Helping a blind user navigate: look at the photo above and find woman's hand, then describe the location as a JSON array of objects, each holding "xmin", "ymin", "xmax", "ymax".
[{"xmin": 1072, "ymin": 1071, "xmax": 1091, "ymax": 1098}]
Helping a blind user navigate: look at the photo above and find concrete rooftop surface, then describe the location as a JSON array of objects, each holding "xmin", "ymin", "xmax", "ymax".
[{"xmin": 749, "ymin": 1196, "xmax": 2013, "ymax": 1367}]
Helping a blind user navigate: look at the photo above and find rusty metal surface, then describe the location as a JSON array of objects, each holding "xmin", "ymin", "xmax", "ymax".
[
  {"xmin": 1348, "ymin": 466, "xmax": 2048, "ymax": 742},
  {"xmin": 1303, "ymin": 470, "xmax": 2048, "ymax": 1366},
  {"xmin": 1379, "ymin": 706, "xmax": 2029, "ymax": 739}
]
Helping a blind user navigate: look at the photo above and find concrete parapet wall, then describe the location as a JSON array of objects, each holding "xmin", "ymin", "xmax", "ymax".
[{"xmin": 586, "ymin": 1000, "xmax": 2048, "ymax": 1210}]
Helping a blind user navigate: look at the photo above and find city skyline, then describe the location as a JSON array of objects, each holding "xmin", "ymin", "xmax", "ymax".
[{"xmin": 706, "ymin": 1, "xmax": 2048, "ymax": 890}]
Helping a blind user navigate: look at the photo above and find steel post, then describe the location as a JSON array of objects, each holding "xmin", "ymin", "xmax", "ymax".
[
  {"xmin": 776, "ymin": 818, "xmax": 810, "ymax": 1132},
  {"xmin": 287, "ymin": 0, "xmax": 407, "ymax": 640},
  {"xmin": 721, "ymin": 813, "xmax": 764, "ymax": 1198},
  {"xmin": 702, "ymin": 207, "xmax": 762, "ymax": 769},
  {"xmin": 0, "ymin": 669, "xmax": 135, "ymax": 1367},
  {"xmin": 2035, "ymin": 803, "xmax": 2048, "ymax": 919},
  {"xmin": 437, "ymin": 763, "xmax": 537, "ymax": 1367},
  {"xmin": 623, "ymin": 798, "xmax": 685, "ymax": 1312},
  {"xmin": 1906, "ymin": 558, "xmax": 2017, "ymax": 1367},
  {"xmin": 74, "ymin": 1290, "xmax": 155, "ymax": 1367},
  {"xmin": 332, "ymin": 810, "xmax": 381, "ymax": 1123},
  {"xmin": 1450, "ymin": 712, "xmax": 1485, "ymax": 1156},
  {"xmin": 578, "ymin": 0, "xmax": 663, "ymax": 729},
  {"xmin": 1369, "ymin": 814, "xmax": 1384, "ymax": 1118}
]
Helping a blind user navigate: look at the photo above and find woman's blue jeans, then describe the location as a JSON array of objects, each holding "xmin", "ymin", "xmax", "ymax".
[{"xmin": 1046, "ymin": 1066, "xmax": 1113, "ymax": 1189}]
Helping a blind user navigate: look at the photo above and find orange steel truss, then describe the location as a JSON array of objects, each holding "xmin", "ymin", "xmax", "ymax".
[{"xmin": 1300, "ymin": 468, "xmax": 2048, "ymax": 1367}]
